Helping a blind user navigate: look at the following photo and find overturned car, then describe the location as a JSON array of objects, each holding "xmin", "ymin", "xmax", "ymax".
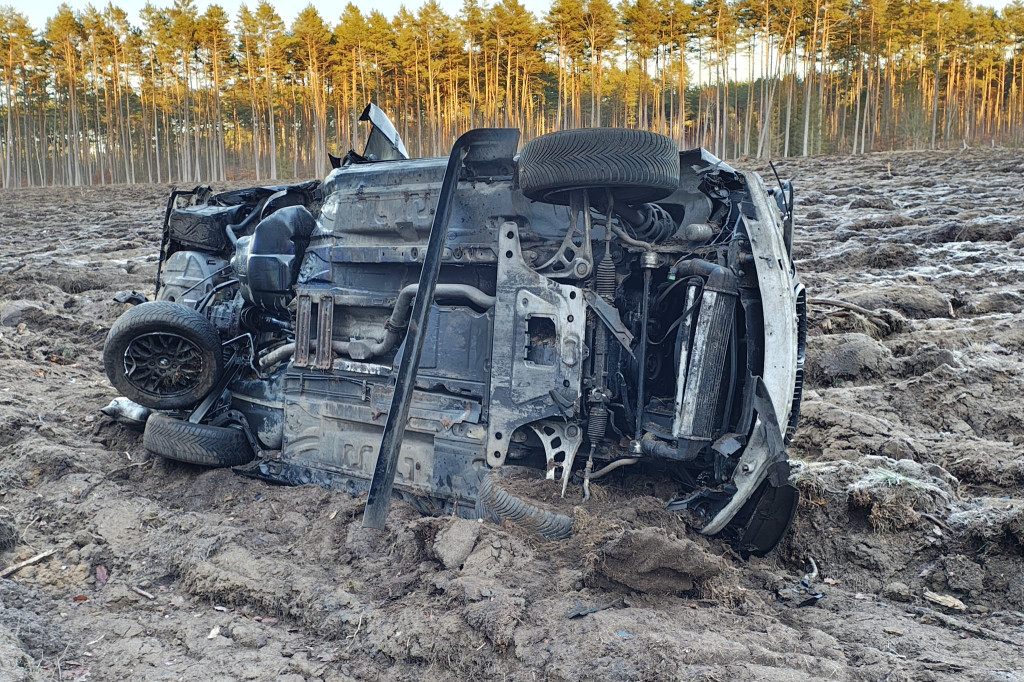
[{"xmin": 103, "ymin": 105, "xmax": 806, "ymax": 555}]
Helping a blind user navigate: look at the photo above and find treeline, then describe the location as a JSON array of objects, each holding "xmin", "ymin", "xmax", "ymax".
[{"xmin": 1, "ymin": 0, "xmax": 1023, "ymax": 188}]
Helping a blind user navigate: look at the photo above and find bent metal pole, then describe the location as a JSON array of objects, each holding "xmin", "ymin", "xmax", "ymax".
[{"xmin": 360, "ymin": 134, "xmax": 469, "ymax": 530}]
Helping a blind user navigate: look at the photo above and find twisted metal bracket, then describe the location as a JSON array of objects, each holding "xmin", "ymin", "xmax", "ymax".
[
  {"xmin": 534, "ymin": 191, "xmax": 594, "ymax": 280},
  {"xmin": 529, "ymin": 419, "xmax": 583, "ymax": 497}
]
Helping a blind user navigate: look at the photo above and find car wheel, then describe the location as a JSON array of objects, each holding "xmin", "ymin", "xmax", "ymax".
[
  {"xmin": 103, "ymin": 301, "xmax": 223, "ymax": 410},
  {"xmin": 143, "ymin": 413, "xmax": 254, "ymax": 467},
  {"xmin": 517, "ymin": 128, "xmax": 680, "ymax": 206},
  {"xmin": 476, "ymin": 466, "xmax": 574, "ymax": 540}
]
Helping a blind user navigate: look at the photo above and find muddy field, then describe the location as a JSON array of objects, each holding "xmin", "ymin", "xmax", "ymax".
[{"xmin": 2, "ymin": 148, "xmax": 1023, "ymax": 681}]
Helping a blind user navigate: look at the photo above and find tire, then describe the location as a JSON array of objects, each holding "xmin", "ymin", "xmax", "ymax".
[
  {"xmin": 517, "ymin": 128, "xmax": 680, "ymax": 206},
  {"xmin": 143, "ymin": 413, "xmax": 254, "ymax": 467},
  {"xmin": 477, "ymin": 466, "xmax": 574, "ymax": 540},
  {"xmin": 103, "ymin": 301, "xmax": 223, "ymax": 410}
]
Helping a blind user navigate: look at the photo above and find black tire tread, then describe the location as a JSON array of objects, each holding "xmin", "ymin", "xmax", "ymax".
[
  {"xmin": 477, "ymin": 466, "xmax": 574, "ymax": 540},
  {"xmin": 103, "ymin": 301, "xmax": 223, "ymax": 410},
  {"xmin": 518, "ymin": 128, "xmax": 679, "ymax": 205},
  {"xmin": 143, "ymin": 413, "xmax": 254, "ymax": 467}
]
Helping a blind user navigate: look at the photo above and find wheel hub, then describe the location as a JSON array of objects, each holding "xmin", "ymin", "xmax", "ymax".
[{"xmin": 123, "ymin": 332, "xmax": 205, "ymax": 397}]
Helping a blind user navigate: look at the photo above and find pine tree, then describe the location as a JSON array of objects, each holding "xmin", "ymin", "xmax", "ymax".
[
  {"xmin": 292, "ymin": 6, "xmax": 331, "ymax": 176},
  {"xmin": 584, "ymin": 0, "xmax": 618, "ymax": 127},
  {"xmin": 0, "ymin": 8, "xmax": 37, "ymax": 187},
  {"xmin": 254, "ymin": 0, "xmax": 283, "ymax": 179}
]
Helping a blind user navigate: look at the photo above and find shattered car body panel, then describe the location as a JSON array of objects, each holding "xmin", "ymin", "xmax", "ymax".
[{"xmin": 103, "ymin": 111, "xmax": 804, "ymax": 554}]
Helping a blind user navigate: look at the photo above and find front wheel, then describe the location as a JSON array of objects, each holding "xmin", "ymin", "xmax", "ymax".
[{"xmin": 103, "ymin": 301, "xmax": 223, "ymax": 410}]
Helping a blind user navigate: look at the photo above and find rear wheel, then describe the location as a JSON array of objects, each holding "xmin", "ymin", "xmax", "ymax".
[
  {"xmin": 517, "ymin": 128, "xmax": 680, "ymax": 206},
  {"xmin": 143, "ymin": 413, "xmax": 254, "ymax": 467},
  {"xmin": 103, "ymin": 301, "xmax": 223, "ymax": 410}
]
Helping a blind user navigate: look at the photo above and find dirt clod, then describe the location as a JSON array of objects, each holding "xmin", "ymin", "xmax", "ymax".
[
  {"xmin": 430, "ymin": 518, "xmax": 481, "ymax": 570},
  {"xmin": 588, "ymin": 528, "xmax": 726, "ymax": 594},
  {"xmin": 844, "ymin": 284, "xmax": 954, "ymax": 319},
  {"xmin": 943, "ymin": 555, "xmax": 986, "ymax": 595},
  {"xmin": 805, "ymin": 332, "xmax": 892, "ymax": 385},
  {"xmin": 883, "ymin": 581, "xmax": 913, "ymax": 602},
  {"xmin": 0, "ymin": 300, "xmax": 42, "ymax": 328}
]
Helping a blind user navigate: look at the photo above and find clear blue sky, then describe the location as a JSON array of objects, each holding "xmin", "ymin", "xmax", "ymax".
[{"xmin": 15, "ymin": 0, "xmax": 1018, "ymax": 33}]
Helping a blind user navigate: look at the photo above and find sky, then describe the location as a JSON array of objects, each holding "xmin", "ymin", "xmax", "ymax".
[{"xmin": 15, "ymin": 0, "xmax": 1019, "ymax": 32}]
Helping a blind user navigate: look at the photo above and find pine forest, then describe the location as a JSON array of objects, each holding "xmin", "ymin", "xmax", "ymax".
[{"xmin": 1, "ymin": 0, "xmax": 1023, "ymax": 187}]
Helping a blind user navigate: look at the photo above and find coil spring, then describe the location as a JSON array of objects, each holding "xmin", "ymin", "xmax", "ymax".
[
  {"xmin": 633, "ymin": 204, "xmax": 677, "ymax": 243},
  {"xmin": 588, "ymin": 404, "xmax": 609, "ymax": 441}
]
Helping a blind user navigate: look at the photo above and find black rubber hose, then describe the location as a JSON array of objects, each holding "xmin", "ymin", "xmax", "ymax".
[
  {"xmin": 640, "ymin": 434, "xmax": 678, "ymax": 459},
  {"xmin": 227, "ymin": 195, "xmax": 271, "ymax": 238},
  {"xmin": 670, "ymin": 259, "xmax": 738, "ymax": 293}
]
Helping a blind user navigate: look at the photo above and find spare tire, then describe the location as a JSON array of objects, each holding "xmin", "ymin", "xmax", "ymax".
[
  {"xmin": 143, "ymin": 413, "xmax": 254, "ymax": 467},
  {"xmin": 476, "ymin": 466, "xmax": 574, "ymax": 540},
  {"xmin": 517, "ymin": 128, "xmax": 680, "ymax": 206},
  {"xmin": 103, "ymin": 301, "xmax": 223, "ymax": 410}
]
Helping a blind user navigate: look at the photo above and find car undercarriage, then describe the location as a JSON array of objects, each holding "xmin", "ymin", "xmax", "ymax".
[{"xmin": 103, "ymin": 105, "xmax": 806, "ymax": 555}]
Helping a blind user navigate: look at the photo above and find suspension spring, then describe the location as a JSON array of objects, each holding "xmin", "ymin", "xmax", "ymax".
[{"xmin": 588, "ymin": 404, "xmax": 609, "ymax": 441}]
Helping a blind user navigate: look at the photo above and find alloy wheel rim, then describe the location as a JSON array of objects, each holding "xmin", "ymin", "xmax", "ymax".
[{"xmin": 123, "ymin": 332, "xmax": 205, "ymax": 397}]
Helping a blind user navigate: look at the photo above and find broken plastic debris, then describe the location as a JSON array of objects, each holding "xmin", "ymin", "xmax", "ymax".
[
  {"xmin": 924, "ymin": 591, "xmax": 967, "ymax": 611},
  {"xmin": 776, "ymin": 557, "xmax": 824, "ymax": 607}
]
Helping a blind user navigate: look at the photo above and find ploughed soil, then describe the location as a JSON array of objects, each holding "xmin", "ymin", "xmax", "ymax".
[{"xmin": 2, "ymin": 148, "xmax": 1024, "ymax": 681}]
